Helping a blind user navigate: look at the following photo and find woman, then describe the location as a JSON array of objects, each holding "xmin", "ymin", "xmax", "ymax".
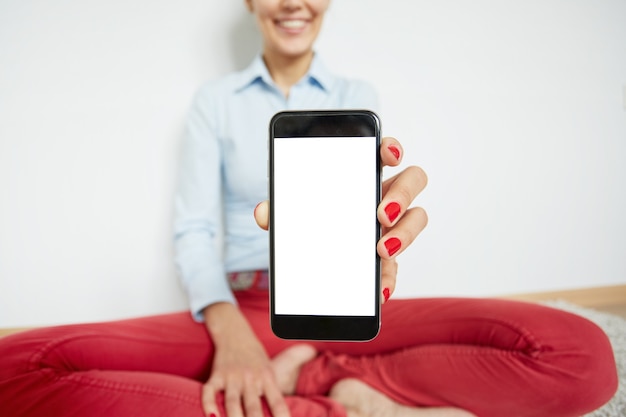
[{"xmin": 0, "ymin": 1, "xmax": 618, "ymax": 416}]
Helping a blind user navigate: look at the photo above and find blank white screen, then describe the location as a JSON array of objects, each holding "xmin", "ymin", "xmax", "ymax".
[{"xmin": 273, "ymin": 136, "xmax": 377, "ymax": 316}]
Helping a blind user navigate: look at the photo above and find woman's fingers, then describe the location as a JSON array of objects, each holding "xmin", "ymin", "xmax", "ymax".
[
  {"xmin": 378, "ymin": 165, "xmax": 428, "ymax": 229},
  {"xmin": 262, "ymin": 377, "xmax": 291, "ymax": 417},
  {"xmin": 381, "ymin": 137, "xmax": 403, "ymax": 167},
  {"xmin": 202, "ymin": 378, "xmax": 222, "ymax": 417},
  {"xmin": 242, "ymin": 375, "xmax": 264, "ymax": 417},
  {"xmin": 225, "ymin": 377, "xmax": 245, "ymax": 417},
  {"xmin": 202, "ymin": 371, "xmax": 290, "ymax": 417},
  {"xmin": 380, "ymin": 258, "xmax": 398, "ymax": 304},
  {"xmin": 377, "ymin": 206, "xmax": 428, "ymax": 260},
  {"xmin": 378, "ymin": 206, "xmax": 427, "ymax": 304},
  {"xmin": 242, "ymin": 371, "xmax": 290, "ymax": 417},
  {"xmin": 378, "ymin": 144, "xmax": 428, "ymax": 303}
]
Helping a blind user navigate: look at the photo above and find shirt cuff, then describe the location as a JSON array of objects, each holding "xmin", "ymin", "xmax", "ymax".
[{"xmin": 187, "ymin": 275, "xmax": 238, "ymax": 322}]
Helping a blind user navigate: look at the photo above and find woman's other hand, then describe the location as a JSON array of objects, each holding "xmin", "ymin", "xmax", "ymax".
[
  {"xmin": 254, "ymin": 137, "xmax": 428, "ymax": 304},
  {"xmin": 202, "ymin": 303, "xmax": 289, "ymax": 417}
]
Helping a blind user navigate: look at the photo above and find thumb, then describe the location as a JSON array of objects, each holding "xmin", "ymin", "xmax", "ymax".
[{"xmin": 254, "ymin": 201, "xmax": 269, "ymax": 231}]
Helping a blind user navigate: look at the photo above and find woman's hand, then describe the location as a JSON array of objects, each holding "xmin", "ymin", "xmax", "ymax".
[
  {"xmin": 254, "ymin": 136, "xmax": 428, "ymax": 304},
  {"xmin": 202, "ymin": 303, "xmax": 289, "ymax": 417}
]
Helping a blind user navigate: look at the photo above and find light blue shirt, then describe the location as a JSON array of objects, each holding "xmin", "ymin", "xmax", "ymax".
[{"xmin": 174, "ymin": 54, "xmax": 378, "ymax": 321}]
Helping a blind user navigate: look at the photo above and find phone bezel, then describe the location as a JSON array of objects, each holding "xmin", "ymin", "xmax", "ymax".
[{"xmin": 268, "ymin": 110, "xmax": 382, "ymax": 341}]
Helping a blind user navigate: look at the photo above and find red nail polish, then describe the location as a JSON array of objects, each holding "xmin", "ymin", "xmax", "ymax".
[
  {"xmin": 384, "ymin": 202, "xmax": 401, "ymax": 223},
  {"xmin": 209, "ymin": 413, "xmax": 217, "ymax": 417},
  {"xmin": 388, "ymin": 145, "xmax": 400, "ymax": 160},
  {"xmin": 383, "ymin": 287, "xmax": 390, "ymax": 303},
  {"xmin": 384, "ymin": 237, "xmax": 401, "ymax": 257}
]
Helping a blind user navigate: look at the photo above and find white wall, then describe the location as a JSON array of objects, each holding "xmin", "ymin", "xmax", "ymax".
[{"xmin": 1, "ymin": 0, "xmax": 625, "ymax": 327}]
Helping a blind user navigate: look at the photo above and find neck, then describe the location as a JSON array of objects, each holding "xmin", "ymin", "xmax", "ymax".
[{"xmin": 263, "ymin": 49, "xmax": 314, "ymax": 97}]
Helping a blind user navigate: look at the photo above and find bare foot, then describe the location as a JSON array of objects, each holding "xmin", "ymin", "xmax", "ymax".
[
  {"xmin": 329, "ymin": 378, "xmax": 477, "ymax": 417},
  {"xmin": 270, "ymin": 344, "xmax": 317, "ymax": 395}
]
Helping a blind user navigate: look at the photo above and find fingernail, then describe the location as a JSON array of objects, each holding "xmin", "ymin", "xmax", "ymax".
[
  {"xmin": 384, "ymin": 237, "xmax": 401, "ymax": 257},
  {"xmin": 384, "ymin": 202, "xmax": 401, "ymax": 223},
  {"xmin": 209, "ymin": 413, "xmax": 217, "ymax": 417},
  {"xmin": 383, "ymin": 287, "xmax": 390, "ymax": 303},
  {"xmin": 388, "ymin": 145, "xmax": 400, "ymax": 160}
]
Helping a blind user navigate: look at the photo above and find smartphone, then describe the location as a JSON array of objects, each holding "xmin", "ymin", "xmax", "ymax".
[{"xmin": 269, "ymin": 110, "xmax": 382, "ymax": 341}]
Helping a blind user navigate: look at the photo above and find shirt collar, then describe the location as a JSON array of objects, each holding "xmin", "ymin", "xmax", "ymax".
[
  {"xmin": 307, "ymin": 54, "xmax": 334, "ymax": 91},
  {"xmin": 234, "ymin": 53, "xmax": 335, "ymax": 93}
]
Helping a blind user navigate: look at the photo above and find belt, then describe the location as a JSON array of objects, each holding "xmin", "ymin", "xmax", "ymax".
[{"xmin": 227, "ymin": 270, "xmax": 269, "ymax": 291}]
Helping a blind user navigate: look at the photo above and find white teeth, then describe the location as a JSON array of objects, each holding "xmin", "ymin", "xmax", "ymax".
[{"xmin": 279, "ymin": 20, "xmax": 306, "ymax": 29}]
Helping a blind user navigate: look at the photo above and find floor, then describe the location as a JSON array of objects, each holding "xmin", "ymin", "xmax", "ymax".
[
  {"xmin": 595, "ymin": 303, "xmax": 626, "ymax": 320},
  {"xmin": 504, "ymin": 284, "xmax": 626, "ymax": 320}
]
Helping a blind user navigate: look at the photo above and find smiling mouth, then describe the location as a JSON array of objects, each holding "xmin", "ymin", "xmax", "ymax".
[{"xmin": 276, "ymin": 19, "xmax": 308, "ymax": 30}]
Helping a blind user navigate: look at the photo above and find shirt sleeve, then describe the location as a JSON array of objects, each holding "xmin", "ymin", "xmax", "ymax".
[{"xmin": 174, "ymin": 86, "xmax": 237, "ymax": 322}]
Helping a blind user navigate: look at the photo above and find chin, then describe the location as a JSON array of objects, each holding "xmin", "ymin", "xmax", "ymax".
[{"xmin": 274, "ymin": 40, "xmax": 316, "ymax": 58}]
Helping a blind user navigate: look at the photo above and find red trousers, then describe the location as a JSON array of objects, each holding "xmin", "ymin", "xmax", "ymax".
[{"xmin": 0, "ymin": 290, "xmax": 618, "ymax": 417}]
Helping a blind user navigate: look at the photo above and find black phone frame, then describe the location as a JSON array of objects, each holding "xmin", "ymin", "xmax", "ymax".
[{"xmin": 268, "ymin": 110, "xmax": 382, "ymax": 341}]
